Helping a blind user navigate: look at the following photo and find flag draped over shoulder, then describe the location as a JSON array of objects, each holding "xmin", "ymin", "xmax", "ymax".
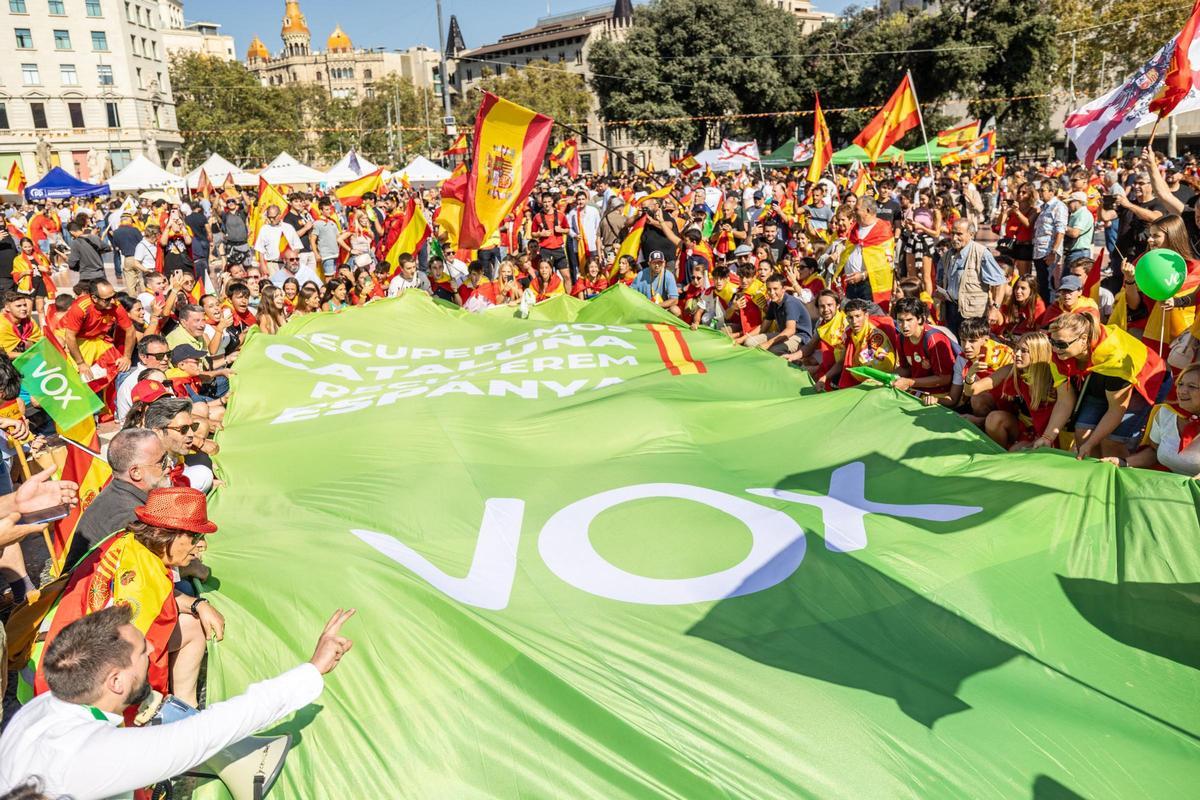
[
  {"xmin": 460, "ymin": 92, "xmax": 553, "ymax": 251},
  {"xmin": 837, "ymin": 219, "xmax": 895, "ymax": 307},
  {"xmin": 854, "ymin": 73, "xmax": 922, "ymax": 163},
  {"xmin": 334, "ymin": 168, "xmax": 385, "ymax": 208},
  {"xmin": 807, "ymin": 93, "xmax": 834, "ymax": 183}
]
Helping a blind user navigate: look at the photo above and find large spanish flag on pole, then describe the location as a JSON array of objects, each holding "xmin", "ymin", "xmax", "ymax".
[
  {"xmin": 383, "ymin": 199, "xmax": 431, "ymax": 275},
  {"xmin": 807, "ymin": 92, "xmax": 834, "ymax": 184},
  {"xmin": 853, "ymin": 72, "xmax": 922, "ymax": 163},
  {"xmin": 460, "ymin": 92, "xmax": 553, "ymax": 251}
]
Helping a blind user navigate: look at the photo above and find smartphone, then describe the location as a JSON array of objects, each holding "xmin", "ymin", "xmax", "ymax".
[
  {"xmin": 16, "ymin": 503, "xmax": 71, "ymax": 526},
  {"xmin": 1101, "ymin": 195, "xmax": 1116, "ymax": 210}
]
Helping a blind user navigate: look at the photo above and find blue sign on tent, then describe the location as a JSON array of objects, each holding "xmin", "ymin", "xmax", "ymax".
[{"xmin": 24, "ymin": 166, "xmax": 110, "ymax": 202}]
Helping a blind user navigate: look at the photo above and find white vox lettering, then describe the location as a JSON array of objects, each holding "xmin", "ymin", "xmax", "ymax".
[
  {"xmin": 350, "ymin": 498, "xmax": 524, "ymax": 611},
  {"xmin": 539, "ymin": 483, "xmax": 806, "ymax": 605},
  {"xmin": 31, "ymin": 361, "xmax": 79, "ymax": 409},
  {"xmin": 747, "ymin": 462, "xmax": 982, "ymax": 553}
]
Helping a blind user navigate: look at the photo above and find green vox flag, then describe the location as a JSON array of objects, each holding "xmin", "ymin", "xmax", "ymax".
[
  {"xmin": 13, "ymin": 338, "xmax": 104, "ymax": 431},
  {"xmin": 199, "ymin": 287, "xmax": 1200, "ymax": 799}
]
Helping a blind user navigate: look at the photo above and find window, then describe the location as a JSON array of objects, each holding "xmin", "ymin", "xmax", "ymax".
[
  {"xmin": 0, "ymin": 103, "xmax": 9, "ymax": 130},
  {"xmin": 364, "ymin": 69, "xmax": 372, "ymax": 80},
  {"xmin": 30, "ymin": 102, "xmax": 48, "ymax": 129},
  {"xmin": 15, "ymin": 28, "xmax": 33, "ymax": 48},
  {"xmin": 150, "ymin": 41, "xmax": 157, "ymax": 59},
  {"xmin": 48, "ymin": 0, "xmax": 64, "ymax": 13},
  {"xmin": 60, "ymin": 63, "xmax": 78, "ymax": 84},
  {"xmin": 86, "ymin": 0, "xmax": 101, "ymax": 15},
  {"xmin": 68, "ymin": 102, "xmax": 84, "ymax": 128},
  {"xmin": 136, "ymin": 67, "xmax": 142, "ymax": 87},
  {"xmin": 124, "ymin": 1, "xmax": 130, "ymax": 21},
  {"xmin": 105, "ymin": 101, "xmax": 120, "ymax": 127},
  {"xmin": 97, "ymin": 64, "xmax": 113, "ymax": 85},
  {"xmin": 109, "ymin": 149, "xmax": 131, "ymax": 171},
  {"xmin": 92, "ymin": 31, "xmax": 108, "ymax": 50},
  {"xmin": 130, "ymin": 35, "xmax": 138, "ymax": 54},
  {"xmin": 53, "ymin": 30, "xmax": 71, "ymax": 49},
  {"xmin": 9, "ymin": 0, "xmax": 27, "ymax": 12},
  {"xmin": 21, "ymin": 63, "xmax": 40, "ymax": 84},
  {"xmin": 315, "ymin": 71, "xmax": 321, "ymax": 81}
]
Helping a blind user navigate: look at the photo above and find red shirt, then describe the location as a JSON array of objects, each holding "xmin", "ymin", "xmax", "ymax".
[
  {"xmin": 1001, "ymin": 212, "xmax": 1033, "ymax": 243},
  {"xmin": 571, "ymin": 276, "xmax": 609, "ymax": 299},
  {"xmin": 29, "ymin": 213, "xmax": 61, "ymax": 247},
  {"xmin": 531, "ymin": 211, "xmax": 568, "ymax": 250},
  {"xmin": 457, "ymin": 279, "xmax": 498, "ymax": 305},
  {"xmin": 898, "ymin": 326, "xmax": 956, "ymax": 392},
  {"xmin": 60, "ymin": 296, "xmax": 132, "ymax": 342}
]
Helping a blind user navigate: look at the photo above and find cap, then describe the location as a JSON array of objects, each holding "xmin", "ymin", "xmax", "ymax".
[
  {"xmin": 753, "ymin": 190, "xmax": 764, "ymax": 200},
  {"xmin": 733, "ymin": 244, "xmax": 754, "ymax": 257},
  {"xmin": 649, "ymin": 250, "xmax": 666, "ymax": 262},
  {"xmin": 135, "ymin": 487, "xmax": 218, "ymax": 535},
  {"xmin": 170, "ymin": 344, "xmax": 207, "ymax": 364},
  {"xmin": 1058, "ymin": 274, "xmax": 1084, "ymax": 292},
  {"xmin": 686, "ymin": 255, "xmax": 708, "ymax": 273},
  {"xmin": 1068, "ymin": 191, "xmax": 1088, "ymax": 203},
  {"xmin": 130, "ymin": 379, "xmax": 170, "ymax": 404}
]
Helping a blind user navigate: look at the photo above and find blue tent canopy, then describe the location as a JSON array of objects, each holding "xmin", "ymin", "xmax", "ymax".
[{"xmin": 24, "ymin": 167, "xmax": 110, "ymax": 202}]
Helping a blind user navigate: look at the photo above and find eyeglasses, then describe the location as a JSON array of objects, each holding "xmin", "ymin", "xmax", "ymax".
[
  {"xmin": 1049, "ymin": 333, "xmax": 1083, "ymax": 350},
  {"xmin": 164, "ymin": 422, "xmax": 200, "ymax": 434},
  {"xmin": 145, "ymin": 350, "xmax": 168, "ymax": 359},
  {"xmin": 94, "ymin": 295, "xmax": 115, "ymax": 305},
  {"xmin": 285, "ymin": 259, "xmax": 300, "ymax": 264},
  {"xmin": 189, "ymin": 533, "xmax": 205, "ymax": 545}
]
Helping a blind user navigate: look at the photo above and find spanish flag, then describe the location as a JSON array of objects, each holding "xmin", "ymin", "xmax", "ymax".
[
  {"xmin": 1055, "ymin": 324, "xmax": 1167, "ymax": 405},
  {"xmin": 1148, "ymin": 0, "xmax": 1200, "ymax": 118},
  {"xmin": 610, "ymin": 216, "xmax": 646, "ymax": 280},
  {"xmin": 7, "ymin": 161, "xmax": 27, "ymax": 195},
  {"xmin": 992, "ymin": 156, "xmax": 1006, "ymax": 178},
  {"xmin": 807, "ymin": 93, "xmax": 834, "ymax": 184},
  {"xmin": 50, "ymin": 416, "xmax": 112, "ymax": 576},
  {"xmin": 460, "ymin": 93, "xmax": 553, "ymax": 250},
  {"xmin": 936, "ymin": 119, "xmax": 980, "ymax": 147},
  {"xmin": 634, "ymin": 183, "xmax": 674, "ymax": 207},
  {"xmin": 334, "ymin": 167, "xmax": 385, "ymax": 208},
  {"xmin": 445, "ymin": 132, "xmax": 469, "ymax": 157},
  {"xmin": 384, "ymin": 199, "xmax": 431, "ymax": 275},
  {"xmin": 196, "ymin": 168, "xmax": 214, "ymax": 200},
  {"xmin": 849, "ymin": 169, "xmax": 871, "ymax": 198},
  {"xmin": 248, "ymin": 180, "xmax": 291, "ymax": 254},
  {"xmin": 436, "ymin": 173, "xmax": 467, "ymax": 248},
  {"xmin": 836, "ymin": 218, "xmax": 896, "ymax": 308},
  {"xmin": 550, "ymin": 138, "xmax": 580, "ymax": 178},
  {"xmin": 221, "ymin": 172, "xmax": 239, "ymax": 199},
  {"xmin": 671, "ymin": 153, "xmax": 701, "ymax": 174},
  {"xmin": 854, "ymin": 72, "xmax": 922, "ymax": 163}
]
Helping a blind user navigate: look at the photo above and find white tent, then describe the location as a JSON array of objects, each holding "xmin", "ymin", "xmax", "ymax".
[
  {"xmin": 258, "ymin": 152, "xmax": 328, "ymax": 185},
  {"xmin": 394, "ymin": 155, "xmax": 451, "ymax": 188},
  {"xmin": 184, "ymin": 153, "xmax": 257, "ymax": 189},
  {"xmin": 324, "ymin": 149, "xmax": 379, "ymax": 184},
  {"xmin": 107, "ymin": 155, "xmax": 186, "ymax": 192}
]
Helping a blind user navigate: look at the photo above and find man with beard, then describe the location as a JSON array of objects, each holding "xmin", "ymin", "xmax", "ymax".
[
  {"xmin": 0, "ymin": 603, "xmax": 355, "ymax": 799},
  {"xmin": 65, "ymin": 428, "xmax": 173, "ymax": 570}
]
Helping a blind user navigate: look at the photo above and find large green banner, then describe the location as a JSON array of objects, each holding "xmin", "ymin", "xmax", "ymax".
[{"xmin": 202, "ymin": 288, "xmax": 1200, "ymax": 799}]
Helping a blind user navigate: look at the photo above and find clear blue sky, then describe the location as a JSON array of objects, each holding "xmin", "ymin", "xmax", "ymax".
[{"xmin": 186, "ymin": 0, "xmax": 857, "ymax": 57}]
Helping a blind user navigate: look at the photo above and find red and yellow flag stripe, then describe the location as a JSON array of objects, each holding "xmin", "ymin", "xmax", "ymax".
[{"xmin": 646, "ymin": 323, "xmax": 706, "ymax": 376}]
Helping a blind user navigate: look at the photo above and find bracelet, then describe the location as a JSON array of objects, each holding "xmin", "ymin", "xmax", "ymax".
[
  {"xmin": 190, "ymin": 597, "xmax": 209, "ymax": 616},
  {"xmin": 1118, "ymin": 457, "xmax": 1128, "ymax": 467}
]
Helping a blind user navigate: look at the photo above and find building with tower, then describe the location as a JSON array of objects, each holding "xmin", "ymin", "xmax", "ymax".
[
  {"xmin": 447, "ymin": 0, "xmax": 671, "ymax": 174},
  {"xmin": 244, "ymin": 0, "xmax": 443, "ymax": 104}
]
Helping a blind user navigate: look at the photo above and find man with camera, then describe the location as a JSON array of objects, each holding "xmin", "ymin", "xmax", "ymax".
[{"xmin": 0, "ymin": 604, "xmax": 355, "ymax": 799}]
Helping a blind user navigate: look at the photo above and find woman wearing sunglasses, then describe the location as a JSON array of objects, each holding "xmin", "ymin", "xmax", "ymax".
[
  {"xmin": 25, "ymin": 487, "xmax": 222, "ymax": 710},
  {"xmin": 1101, "ymin": 362, "xmax": 1200, "ymax": 475},
  {"xmin": 1038, "ymin": 312, "xmax": 1169, "ymax": 460}
]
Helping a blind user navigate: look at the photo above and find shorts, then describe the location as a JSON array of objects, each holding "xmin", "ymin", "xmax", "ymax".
[
  {"xmin": 1073, "ymin": 372, "xmax": 1171, "ymax": 446},
  {"xmin": 1010, "ymin": 242, "xmax": 1034, "ymax": 262},
  {"xmin": 540, "ymin": 247, "xmax": 568, "ymax": 270},
  {"xmin": 907, "ymin": 233, "xmax": 937, "ymax": 260}
]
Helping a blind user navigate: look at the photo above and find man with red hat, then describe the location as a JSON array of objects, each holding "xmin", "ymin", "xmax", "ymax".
[{"xmin": 28, "ymin": 486, "xmax": 222, "ymax": 710}]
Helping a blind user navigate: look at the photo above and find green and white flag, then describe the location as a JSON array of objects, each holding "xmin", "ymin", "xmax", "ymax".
[
  {"xmin": 200, "ymin": 288, "xmax": 1200, "ymax": 799},
  {"xmin": 13, "ymin": 338, "xmax": 104, "ymax": 431}
]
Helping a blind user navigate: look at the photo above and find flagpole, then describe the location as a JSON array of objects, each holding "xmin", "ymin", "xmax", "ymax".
[
  {"xmin": 555, "ymin": 119, "xmax": 675, "ymax": 198},
  {"xmin": 907, "ymin": 70, "xmax": 936, "ymax": 178}
]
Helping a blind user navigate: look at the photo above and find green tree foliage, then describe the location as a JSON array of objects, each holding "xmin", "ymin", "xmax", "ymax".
[
  {"xmin": 590, "ymin": 0, "xmax": 1057, "ymax": 154},
  {"xmin": 588, "ymin": 0, "xmax": 806, "ymax": 149},
  {"xmin": 452, "ymin": 60, "xmax": 592, "ymax": 136}
]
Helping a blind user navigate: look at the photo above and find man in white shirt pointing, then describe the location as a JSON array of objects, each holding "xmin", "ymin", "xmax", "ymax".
[{"xmin": 0, "ymin": 604, "xmax": 355, "ymax": 800}]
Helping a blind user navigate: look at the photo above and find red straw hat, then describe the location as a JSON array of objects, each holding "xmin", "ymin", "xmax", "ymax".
[
  {"xmin": 134, "ymin": 487, "xmax": 218, "ymax": 535},
  {"xmin": 131, "ymin": 379, "xmax": 169, "ymax": 405}
]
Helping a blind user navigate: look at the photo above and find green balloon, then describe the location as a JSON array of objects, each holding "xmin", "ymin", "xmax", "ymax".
[{"xmin": 1134, "ymin": 248, "xmax": 1188, "ymax": 302}]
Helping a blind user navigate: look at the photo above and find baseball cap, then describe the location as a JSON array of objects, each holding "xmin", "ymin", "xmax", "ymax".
[
  {"xmin": 733, "ymin": 244, "xmax": 754, "ymax": 257},
  {"xmin": 1058, "ymin": 275, "xmax": 1084, "ymax": 292},
  {"xmin": 753, "ymin": 190, "xmax": 764, "ymax": 200},
  {"xmin": 170, "ymin": 344, "xmax": 207, "ymax": 365},
  {"xmin": 649, "ymin": 250, "xmax": 665, "ymax": 262},
  {"xmin": 130, "ymin": 378, "xmax": 170, "ymax": 404},
  {"xmin": 1068, "ymin": 191, "xmax": 1088, "ymax": 204}
]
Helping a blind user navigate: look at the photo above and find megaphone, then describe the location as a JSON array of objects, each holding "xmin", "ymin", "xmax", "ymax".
[{"xmin": 142, "ymin": 692, "xmax": 293, "ymax": 800}]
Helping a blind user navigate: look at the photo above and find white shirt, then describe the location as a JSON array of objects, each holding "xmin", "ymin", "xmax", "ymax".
[
  {"xmin": 843, "ymin": 222, "xmax": 876, "ymax": 277},
  {"xmin": 132, "ymin": 239, "xmax": 158, "ymax": 273},
  {"xmin": 1149, "ymin": 407, "xmax": 1200, "ymax": 476},
  {"xmin": 387, "ymin": 271, "xmax": 431, "ymax": 297},
  {"xmin": 253, "ymin": 221, "xmax": 302, "ymax": 263},
  {"xmin": 114, "ymin": 365, "xmax": 148, "ymax": 424},
  {"xmin": 0, "ymin": 663, "xmax": 323, "ymax": 800},
  {"xmin": 566, "ymin": 204, "xmax": 601, "ymax": 253},
  {"xmin": 269, "ymin": 264, "xmax": 322, "ymax": 290}
]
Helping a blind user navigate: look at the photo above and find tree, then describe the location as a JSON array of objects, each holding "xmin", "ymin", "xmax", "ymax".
[
  {"xmin": 451, "ymin": 61, "xmax": 592, "ymax": 138},
  {"xmin": 588, "ymin": 0, "xmax": 807, "ymax": 150}
]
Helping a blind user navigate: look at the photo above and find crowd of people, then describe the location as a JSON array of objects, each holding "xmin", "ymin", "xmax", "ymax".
[{"xmin": 0, "ymin": 139, "xmax": 1198, "ymax": 796}]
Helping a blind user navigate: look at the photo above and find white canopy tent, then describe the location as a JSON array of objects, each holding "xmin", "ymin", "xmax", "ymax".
[
  {"xmin": 258, "ymin": 152, "xmax": 328, "ymax": 185},
  {"xmin": 184, "ymin": 153, "xmax": 257, "ymax": 189},
  {"xmin": 324, "ymin": 149, "xmax": 379, "ymax": 184},
  {"xmin": 394, "ymin": 155, "xmax": 451, "ymax": 188},
  {"xmin": 107, "ymin": 155, "xmax": 186, "ymax": 192}
]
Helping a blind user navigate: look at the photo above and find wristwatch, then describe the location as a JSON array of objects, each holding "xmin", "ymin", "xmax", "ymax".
[{"xmin": 190, "ymin": 597, "xmax": 209, "ymax": 616}]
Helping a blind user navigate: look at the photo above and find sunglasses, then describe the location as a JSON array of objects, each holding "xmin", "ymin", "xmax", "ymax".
[
  {"xmin": 94, "ymin": 295, "xmax": 115, "ymax": 305},
  {"xmin": 286, "ymin": 259, "xmax": 300, "ymax": 264},
  {"xmin": 145, "ymin": 350, "xmax": 169, "ymax": 359},
  {"xmin": 1049, "ymin": 333, "xmax": 1083, "ymax": 350},
  {"xmin": 165, "ymin": 422, "xmax": 201, "ymax": 434}
]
